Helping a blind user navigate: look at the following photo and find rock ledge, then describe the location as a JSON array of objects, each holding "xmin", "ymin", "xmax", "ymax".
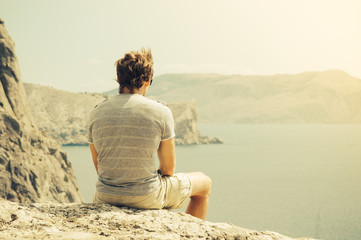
[{"xmin": 0, "ymin": 201, "xmax": 315, "ymax": 240}]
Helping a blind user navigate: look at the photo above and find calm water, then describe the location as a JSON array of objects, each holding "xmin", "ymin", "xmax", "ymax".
[{"xmin": 62, "ymin": 124, "xmax": 361, "ymax": 240}]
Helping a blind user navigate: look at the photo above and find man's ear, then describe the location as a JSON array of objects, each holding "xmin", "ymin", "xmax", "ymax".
[{"xmin": 144, "ymin": 78, "xmax": 151, "ymax": 87}]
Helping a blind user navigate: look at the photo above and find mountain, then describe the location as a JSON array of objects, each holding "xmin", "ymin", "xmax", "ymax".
[
  {"xmin": 107, "ymin": 71, "xmax": 361, "ymax": 123},
  {"xmin": 24, "ymin": 83, "xmax": 107, "ymax": 145},
  {"xmin": 0, "ymin": 19, "xmax": 82, "ymax": 203},
  {"xmin": 24, "ymin": 83, "xmax": 222, "ymax": 145}
]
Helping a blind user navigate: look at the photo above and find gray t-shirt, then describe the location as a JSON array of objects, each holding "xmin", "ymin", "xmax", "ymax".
[{"xmin": 88, "ymin": 94, "xmax": 175, "ymax": 196}]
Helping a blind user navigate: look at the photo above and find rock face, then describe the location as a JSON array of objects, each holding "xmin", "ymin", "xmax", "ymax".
[
  {"xmin": 0, "ymin": 201, "xmax": 315, "ymax": 240},
  {"xmin": 0, "ymin": 20, "xmax": 82, "ymax": 203},
  {"xmin": 24, "ymin": 83, "xmax": 222, "ymax": 145},
  {"xmin": 167, "ymin": 100, "xmax": 223, "ymax": 145}
]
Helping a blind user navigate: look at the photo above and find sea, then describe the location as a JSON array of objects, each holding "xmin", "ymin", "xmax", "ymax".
[{"xmin": 62, "ymin": 124, "xmax": 361, "ymax": 240}]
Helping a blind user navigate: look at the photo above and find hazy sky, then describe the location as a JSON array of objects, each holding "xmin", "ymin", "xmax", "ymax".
[{"xmin": 1, "ymin": 0, "xmax": 360, "ymax": 92}]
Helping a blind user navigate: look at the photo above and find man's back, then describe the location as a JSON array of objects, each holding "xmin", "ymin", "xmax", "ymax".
[
  {"xmin": 88, "ymin": 94, "xmax": 175, "ymax": 196},
  {"xmin": 89, "ymin": 48, "xmax": 211, "ymax": 219}
]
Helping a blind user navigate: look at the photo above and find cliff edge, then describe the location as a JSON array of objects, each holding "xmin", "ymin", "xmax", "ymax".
[
  {"xmin": 0, "ymin": 201, "xmax": 315, "ymax": 240},
  {"xmin": 0, "ymin": 19, "xmax": 82, "ymax": 203}
]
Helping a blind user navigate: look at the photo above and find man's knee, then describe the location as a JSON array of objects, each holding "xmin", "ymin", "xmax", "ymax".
[
  {"xmin": 202, "ymin": 173, "xmax": 212, "ymax": 194},
  {"xmin": 188, "ymin": 172, "xmax": 212, "ymax": 197},
  {"xmin": 198, "ymin": 173, "xmax": 212, "ymax": 198}
]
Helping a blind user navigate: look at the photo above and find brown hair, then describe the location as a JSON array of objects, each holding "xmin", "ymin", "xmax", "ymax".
[{"xmin": 115, "ymin": 48, "xmax": 154, "ymax": 94}]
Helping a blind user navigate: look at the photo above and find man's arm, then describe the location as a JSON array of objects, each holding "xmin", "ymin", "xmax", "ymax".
[
  {"xmin": 89, "ymin": 143, "xmax": 99, "ymax": 175},
  {"xmin": 157, "ymin": 138, "xmax": 176, "ymax": 176}
]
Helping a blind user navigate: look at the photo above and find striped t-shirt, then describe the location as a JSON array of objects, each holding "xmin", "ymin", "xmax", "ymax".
[{"xmin": 88, "ymin": 94, "xmax": 175, "ymax": 196}]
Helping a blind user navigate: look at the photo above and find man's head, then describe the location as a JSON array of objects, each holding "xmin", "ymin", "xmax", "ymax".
[{"xmin": 115, "ymin": 48, "xmax": 154, "ymax": 94}]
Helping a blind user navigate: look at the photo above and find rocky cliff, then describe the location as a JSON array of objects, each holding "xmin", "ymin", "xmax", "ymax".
[
  {"xmin": 0, "ymin": 201, "xmax": 315, "ymax": 240},
  {"xmin": 24, "ymin": 83, "xmax": 222, "ymax": 145},
  {"xmin": 0, "ymin": 19, "xmax": 82, "ymax": 203},
  {"xmin": 167, "ymin": 100, "xmax": 222, "ymax": 145}
]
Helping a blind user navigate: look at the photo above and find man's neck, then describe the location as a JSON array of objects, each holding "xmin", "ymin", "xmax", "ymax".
[{"xmin": 121, "ymin": 86, "xmax": 146, "ymax": 96}]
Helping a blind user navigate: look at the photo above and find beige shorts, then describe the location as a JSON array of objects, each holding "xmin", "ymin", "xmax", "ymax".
[{"xmin": 93, "ymin": 173, "xmax": 192, "ymax": 210}]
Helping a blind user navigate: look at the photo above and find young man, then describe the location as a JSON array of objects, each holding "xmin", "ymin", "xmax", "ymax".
[{"xmin": 88, "ymin": 48, "xmax": 211, "ymax": 219}]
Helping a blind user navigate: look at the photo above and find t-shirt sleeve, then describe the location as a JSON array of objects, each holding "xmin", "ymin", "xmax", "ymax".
[
  {"xmin": 161, "ymin": 106, "xmax": 175, "ymax": 141},
  {"xmin": 87, "ymin": 111, "xmax": 94, "ymax": 143},
  {"xmin": 87, "ymin": 123, "xmax": 94, "ymax": 143}
]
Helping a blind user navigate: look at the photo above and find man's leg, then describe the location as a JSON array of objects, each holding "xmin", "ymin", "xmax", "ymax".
[{"xmin": 186, "ymin": 172, "xmax": 212, "ymax": 220}]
